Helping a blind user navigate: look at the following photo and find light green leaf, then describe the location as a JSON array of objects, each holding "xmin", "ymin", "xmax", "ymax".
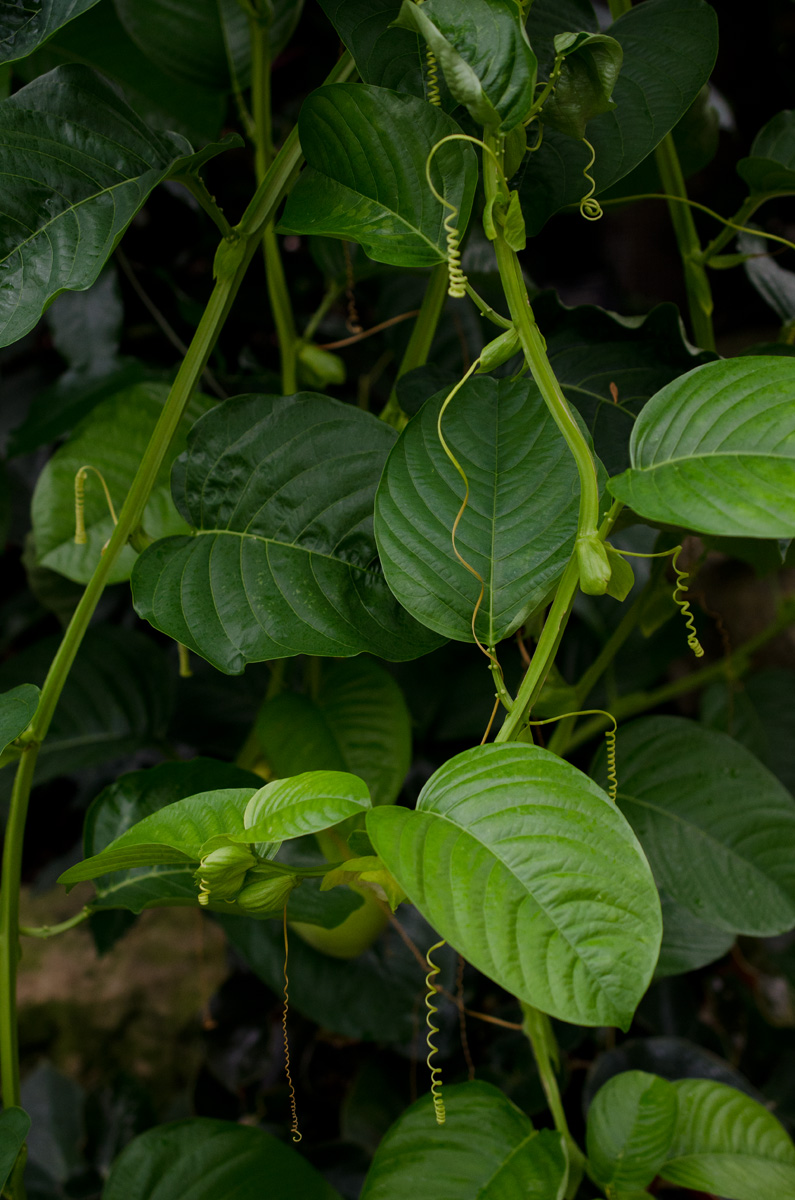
[
  {"xmin": 361, "ymin": 1082, "xmax": 567, "ymax": 1199},
  {"xmin": 256, "ymin": 658, "xmax": 411, "ymax": 807},
  {"xmin": 368, "ymin": 743, "xmax": 662, "ymax": 1028},
  {"xmin": 104, "ymin": 1117, "xmax": 342, "ymax": 1200},
  {"xmin": 0, "ymin": 1107, "xmax": 30, "ymax": 1192},
  {"xmin": 593, "ymin": 716, "xmax": 795, "ymax": 936},
  {"xmin": 0, "ymin": 0, "xmax": 101, "ymax": 64},
  {"xmin": 659, "ymin": 1079, "xmax": 795, "ymax": 1199},
  {"xmin": 543, "ymin": 32, "xmax": 623, "ymax": 142},
  {"xmin": 0, "ymin": 64, "xmax": 192, "ymax": 348},
  {"xmin": 317, "ymin": 0, "xmax": 427, "ymax": 99},
  {"xmin": 519, "ymin": 0, "xmax": 717, "ymax": 233},
  {"xmin": 237, "ymin": 771, "xmax": 371, "ymax": 843},
  {"xmin": 374, "ymin": 375, "xmax": 606, "ymax": 644},
  {"xmin": 655, "ymin": 890, "xmax": 734, "ymax": 979},
  {"xmin": 131, "ymin": 392, "xmax": 443, "ymax": 673},
  {"xmin": 321, "ymin": 856, "xmax": 405, "ymax": 910},
  {"xmin": 393, "ymin": 0, "xmax": 537, "ymax": 132},
  {"xmin": 280, "ymin": 84, "xmax": 477, "ymax": 268},
  {"xmin": 31, "ymin": 383, "xmax": 211, "ymax": 585},
  {"xmin": 587, "ymin": 1070, "xmax": 677, "ymax": 1192},
  {"xmin": 608, "ymin": 357, "xmax": 795, "ymax": 538},
  {"xmin": 737, "ymin": 110, "xmax": 795, "ymax": 195},
  {"xmin": 0, "ymin": 683, "xmax": 39, "ymax": 757}
]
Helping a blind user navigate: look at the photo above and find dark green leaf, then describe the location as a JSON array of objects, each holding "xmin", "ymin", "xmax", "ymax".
[
  {"xmin": 737, "ymin": 110, "xmax": 795, "ymax": 195},
  {"xmin": 31, "ymin": 382, "xmax": 212, "ymax": 585},
  {"xmin": 317, "ymin": 0, "xmax": 426, "ymax": 98},
  {"xmin": 280, "ymin": 84, "xmax": 477, "ymax": 268},
  {"xmin": 655, "ymin": 890, "xmax": 734, "ymax": 979},
  {"xmin": 285, "ymin": 878, "xmax": 363, "ymax": 929},
  {"xmin": 131, "ymin": 392, "xmax": 443, "ymax": 673},
  {"xmin": 525, "ymin": 0, "xmax": 597, "ymax": 75},
  {"xmin": 234, "ymin": 771, "xmax": 371, "ymax": 843},
  {"xmin": 608, "ymin": 357, "xmax": 795, "ymax": 538},
  {"xmin": 593, "ymin": 716, "xmax": 795, "ymax": 936},
  {"xmin": 543, "ymin": 32, "xmax": 623, "ymax": 142},
  {"xmin": 368, "ymin": 743, "xmax": 661, "ymax": 1028},
  {"xmin": 0, "ymin": 683, "xmax": 39, "ymax": 757},
  {"xmin": 519, "ymin": 0, "xmax": 718, "ymax": 233},
  {"xmin": 740, "ymin": 231, "xmax": 795, "ymax": 323},
  {"xmin": 103, "ymin": 1117, "xmax": 342, "ymax": 1200},
  {"xmin": 0, "ymin": 64, "xmax": 192, "ymax": 347},
  {"xmin": 393, "ymin": 0, "xmax": 537, "ymax": 132},
  {"xmin": 0, "ymin": 0, "xmax": 101, "ymax": 64},
  {"xmin": 659, "ymin": 1079, "xmax": 795, "ymax": 1198},
  {"xmin": 361, "ymin": 1082, "xmax": 567, "ymax": 1200},
  {"xmin": 0, "ymin": 1107, "xmax": 30, "ymax": 1192},
  {"xmin": 113, "ymin": 0, "xmax": 250, "ymax": 90},
  {"xmin": 375, "ymin": 375, "xmax": 606, "ymax": 644},
  {"xmin": 587, "ymin": 1070, "xmax": 677, "ymax": 1193},
  {"xmin": 701, "ymin": 669, "xmax": 795, "ymax": 794},
  {"xmin": 256, "ymin": 658, "xmax": 411, "ymax": 807}
]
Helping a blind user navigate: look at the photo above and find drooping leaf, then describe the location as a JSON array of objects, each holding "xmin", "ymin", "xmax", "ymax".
[
  {"xmin": 0, "ymin": 64, "xmax": 194, "ymax": 348},
  {"xmin": 131, "ymin": 392, "xmax": 443, "ymax": 673},
  {"xmin": 280, "ymin": 84, "xmax": 478, "ymax": 268},
  {"xmin": 519, "ymin": 0, "xmax": 718, "ymax": 233},
  {"xmin": 321, "ymin": 855, "xmax": 405, "ymax": 910},
  {"xmin": 737, "ymin": 109, "xmax": 795, "ymax": 196},
  {"xmin": 316, "ymin": 0, "xmax": 426, "ymax": 98},
  {"xmin": 31, "ymin": 383, "xmax": 212, "ymax": 585},
  {"xmin": 700, "ymin": 669, "xmax": 795, "ymax": 794},
  {"xmin": 235, "ymin": 771, "xmax": 371, "ymax": 843},
  {"xmin": 113, "ymin": 0, "xmax": 251, "ymax": 90},
  {"xmin": 608, "ymin": 357, "xmax": 795, "ymax": 538},
  {"xmin": 593, "ymin": 716, "xmax": 795, "ymax": 936},
  {"xmin": 0, "ymin": 0, "xmax": 101, "ymax": 64},
  {"xmin": 103, "ymin": 1118, "xmax": 342, "ymax": 1200},
  {"xmin": 374, "ymin": 375, "xmax": 606, "ymax": 644},
  {"xmin": 361, "ymin": 1082, "xmax": 568, "ymax": 1200},
  {"xmin": 655, "ymin": 890, "xmax": 734, "ymax": 979},
  {"xmin": 525, "ymin": 0, "xmax": 598, "ymax": 75},
  {"xmin": 542, "ymin": 32, "xmax": 623, "ymax": 142},
  {"xmin": 739, "ymin": 231, "xmax": 795, "ymax": 323},
  {"xmin": 368, "ymin": 743, "xmax": 662, "ymax": 1028},
  {"xmin": 659, "ymin": 1079, "xmax": 795, "ymax": 1199},
  {"xmin": 0, "ymin": 1107, "xmax": 30, "ymax": 1192},
  {"xmin": 0, "ymin": 683, "xmax": 39, "ymax": 757},
  {"xmin": 393, "ymin": 0, "xmax": 537, "ymax": 132},
  {"xmin": 586, "ymin": 1070, "xmax": 677, "ymax": 1194}
]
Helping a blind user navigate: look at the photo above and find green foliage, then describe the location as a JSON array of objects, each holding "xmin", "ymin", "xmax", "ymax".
[
  {"xmin": 0, "ymin": 1107, "xmax": 30, "ymax": 1191},
  {"xmin": 737, "ymin": 109, "xmax": 795, "ymax": 195},
  {"xmin": 543, "ymin": 32, "xmax": 623, "ymax": 142},
  {"xmin": 587, "ymin": 1070, "xmax": 677, "ymax": 1194},
  {"xmin": 0, "ymin": 0, "xmax": 101, "ymax": 64},
  {"xmin": 0, "ymin": 684, "xmax": 39, "ymax": 757}
]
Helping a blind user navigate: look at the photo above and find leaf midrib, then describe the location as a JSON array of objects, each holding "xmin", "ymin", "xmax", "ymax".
[{"xmin": 634, "ymin": 449, "xmax": 795, "ymax": 469}]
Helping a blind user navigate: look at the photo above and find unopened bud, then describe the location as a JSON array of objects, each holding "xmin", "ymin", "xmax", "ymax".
[
  {"xmin": 576, "ymin": 533, "xmax": 612, "ymax": 596},
  {"xmin": 235, "ymin": 874, "xmax": 298, "ymax": 915},
  {"xmin": 195, "ymin": 842, "xmax": 257, "ymax": 905}
]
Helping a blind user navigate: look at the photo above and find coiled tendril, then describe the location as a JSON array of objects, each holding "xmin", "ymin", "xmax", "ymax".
[
  {"xmin": 425, "ymin": 938, "xmax": 447, "ymax": 1124},
  {"xmin": 426, "ymin": 135, "xmax": 503, "ymax": 299},
  {"xmin": 425, "ymin": 47, "xmax": 441, "ymax": 105},
  {"xmin": 526, "ymin": 710, "xmax": 618, "ymax": 802},
  {"xmin": 617, "ymin": 545, "xmax": 705, "ymax": 659},
  {"xmin": 74, "ymin": 464, "xmax": 118, "ymax": 545},
  {"xmin": 282, "ymin": 908, "xmax": 302, "ymax": 1142},
  {"xmin": 579, "ymin": 137, "xmax": 603, "ymax": 221}
]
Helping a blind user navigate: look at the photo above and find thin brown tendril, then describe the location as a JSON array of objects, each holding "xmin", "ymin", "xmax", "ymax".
[
  {"xmin": 318, "ymin": 309, "xmax": 419, "ymax": 349},
  {"xmin": 282, "ymin": 907, "xmax": 302, "ymax": 1143},
  {"xmin": 457, "ymin": 954, "xmax": 475, "ymax": 1081},
  {"xmin": 342, "ymin": 240, "xmax": 362, "ymax": 334}
]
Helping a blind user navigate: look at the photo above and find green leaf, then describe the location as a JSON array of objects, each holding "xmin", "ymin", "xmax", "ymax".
[
  {"xmin": 608, "ymin": 357, "xmax": 795, "ymax": 538},
  {"xmin": 0, "ymin": 0, "xmax": 101, "ymax": 64},
  {"xmin": 280, "ymin": 84, "xmax": 477, "ymax": 268},
  {"xmin": 593, "ymin": 716, "xmax": 795, "ymax": 936},
  {"xmin": 113, "ymin": 0, "xmax": 250, "ymax": 90},
  {"xmin": 0, "ymin": 683, "xmax": 39, "ymax": 757},
  {"xmin": 368, "ymin": 743, "xmax": 662, "ymax": 1028},
  {"xmin": 659, "ymin": 1079, "xmax": 795, "ymax": 1198},
  {"xmin": 321, "ymin": 856, "xmax": 406, "ymax": 910},
  {"xmin": 393, "ymin": 0, "xmax": 537, "ymax": 132},
  {"xmin": 375, "ymin": 375, "xmax": 606, "ymax": 644},
  {"xmin": 526, "ymin": 0, "xmax": 598, "ymax": 75},
  {"xmin": 31, "ymin": 382, "xmax": 212, "ymax": 585},
  {"xmin": 737, "ymin": 110, "xmax": 795, "ymax": 195},
  {"xmin": 256, "ymin": 658, "xmax": 411, "ymax": 807},
  {"xmin": 519, "ymin": 0, "xmax": 718, "ymax": 233},
  {"xmin": 655, "ymin": 890, "xmax": 734, "ymax": 979},
  {"xmin": 236, "ymin": 771, "xmax": 371, "ymax": 843},
  {"xmin": 103, "ymin": 1117, "xmax": 342, "ymax": 1200},
  {"xmin": 587, "ymin": 1070, "xmax": 677, "ymax": 1193},
  {"xmin": 701, "ymin": 669, "xmax": 795, "ymax": 793},
  {"xmin": 131, "ymin": 392, "xmax": 443, "ymax": 673},
  {"xmin": 317, "ymin": 0, "xmax": 426, "ymax": 98},
  {"xmin": 361, "ymin": 1082, "xmax": 567, "ymax": 1200},
  {"xmin": 0, "ymin": 64, "xmax": 193, "ymax": 348},
  {"xmin": 740, "ymin": 231, "xmax": 795, "ymax": 323},
  {"xmin": 543, "ymin": 33, "xmax": 623, "ymax": 142},
  {"xmin": 0, "ymin": 1107, "xmax": 30, "ymax": 1192}
]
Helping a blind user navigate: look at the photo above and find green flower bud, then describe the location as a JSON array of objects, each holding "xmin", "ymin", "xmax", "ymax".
[
  {"xmin": 576, "ymin": 533, "xmax": 612, "ymax": 596},
  {"xmin": 195, "ymin": 842, "xmax": 257, "ymax": 906},
  {"xmin": 235, "ymin": 874, "xmax": 298, "ymax": 915},
  {"xmin": 605, "ymin": 545, "xmax": 635, "ymax": 601},
  {"xmin": 476, "ymin": 326, "xmax": 522, "ymax": 373},
  {"xmin": 296, "ymin": 341, "xmax": 346, "ymax": 389}
]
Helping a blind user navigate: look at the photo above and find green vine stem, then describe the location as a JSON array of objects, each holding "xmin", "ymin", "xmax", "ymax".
[
  {"xmin": 521, "ymin": 1003, "xmax": 585, "ymax": 1197},
  {"xmin": 379, "ymin": 262, "xmax": 450, "ymax": 430},
  {"xmin": 19, "ymin": 907, "xmax": 92, "ymax": 939},
  {"xmin": 697, "ymin": 194, "xmax": 767, "ymax": 264}
]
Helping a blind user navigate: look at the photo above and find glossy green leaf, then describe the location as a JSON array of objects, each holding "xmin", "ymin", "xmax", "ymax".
[
  {"xmin": 0, "ymin": 683, "xmax": 39, "ymax": 757},
  {"xmin": 104, "ymin": 1117, "xmax": 342, "ymax": 1200},
  {"xmin": 317, "ymin": 0, "xmax": 426, "ymax": 98},
  {"xmin": 236, "ymin": 771, "xmax": 371, "ymax": 843},
  {"xmin": 280, "ymin": 84, "xmax": 477, "ymax": 268},
  {"xmin": 701, "ymin": 669, "xmax": 795, "ymax": 794},
  {"xmin": 526, "ymin": 0, "xmax": 597, "ymax": 74},
  {"xmin": 608, "ymin": 357, "xmax": 795, "ymax": 538},
  {"xmin": 737, "ymin": 110, "xmax": 795, "ymax": 195},
  {"xmin": 0, "ymin": 1106, "xmax": 30, "ymax": 1192},
  {"xmin": 131, "ymin": 392, "xmax": 442, "ymax": 673},
  {"xmin": 368, "ymin": 743, "xmax": 662, "ymax": 1028},
  {"xmin": 375, "ymin": 375, "xmax": 606, "ymax": 644},
  {"xmin": 0, "ymin": 64, "xmax": 193, "ymax": 348},
  {"xmin": 519, "ymin": 0, "xmax": 718, "ymax": 233},
  {"xmin": 659, "ymin": 1079, "xmax": 795, "ymax": 1198},
  {"xmin": 0, "ymin": 0, "xmax": 101, "ymax": 64},
  {"xmin": 31, "ymin": 383, "xmax": 211, "ymax": 585},
  {"xmin": 587, "ymin": 1070, "xmax": 677, "ymax": 1193},
  {"xmin": 393, "ymin": 0, "xmax": 537, "ymax": 132},
  {"xmin": 361, "ymin": 1082, "xmax": 567, "ymax": 1200},
  {"xmin": 543, "ymin": 32, "xmax": 623, "ymax": 142},
  {"xmin": 256, "ymin": 658, "xmax": 411, "ymax": 807},
  {"xmin": 113, "ymin": 0, "xmax": 250, "ymax": 90},
  {"xmin": 655, "ymin": 890, "xmax": 734, "ymax": 979},
  {"xmin": 594, "ymin": 716, "xmax": 795, "ymax": 936}
]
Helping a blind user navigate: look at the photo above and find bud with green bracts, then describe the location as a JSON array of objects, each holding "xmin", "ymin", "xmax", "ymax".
[
  {"xmin": 576, "ymin": 532, "xmax": 612, "ymax": 596},
  {"xmin": 195, "ymin": 842, "xmax": 257, "ymax": 906},
  {"xmin": 476, "ymin": 326, "xmax": 521, "ymax": 373},
  {"xmin": 236, "ymin": 874, "xmax": 298, "ymax": 915}
]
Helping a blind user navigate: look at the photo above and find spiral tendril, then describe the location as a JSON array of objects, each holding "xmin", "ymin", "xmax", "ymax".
[
  {"xmin": 526, "ymin": 710, "xmax": 618, "ymax": 801},
  {"xmin": 282, "ymin": 908, "xmax": 302, "ymax": 1143},
  {"xmin": 425, "ymin": 47, "xmax": 441, "ymax": 105},
  {"xmin": 74, "ymin": 465, "xmax": 118, "ymax": 546},
  {"xmin": 671, "ymin": 545, "xmax": 705, "ymax": 658},
  {"xmin": 579, "ymin": 137, "xmax": 603, "ymax": 222},
  {"xmin": 425, "ymin": 939, "xmax": 447, "ymax": 1124},
  {"xmin": 426, "ymin": 135, "xmax": 502, "ymax": 298}
]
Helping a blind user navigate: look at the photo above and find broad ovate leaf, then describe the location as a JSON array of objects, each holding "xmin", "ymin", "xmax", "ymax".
[
  {"xmin": 737, "ymin": 109, "xmax": 795, "ymax": 196},
  {"xmin": 114, "ymin": 0, "xmax": 252, "ymax": 90},
  {"xmin": 0, "ymin": 1107, "xmax": 30, "ymax": 1193},
  {"xmin": 368, "ymin": 743, "xmax": 661, "ymax": 1028},
  {"xmin": 0, "ymin": 0, "xmax": 102, "ymax": 63},
  {"xmin": 0, "ymin": 683, "xmax": 39, "ymax": 757},
  {"xmin": 586, "ymin": 1070, "xmax": 677, "ymax": 1193},
  {"xmin": 659, "ymin": 1079, "xmax": 795, "ymax": 1199},
  {"xmin": 0, "ymin": 64, "xmax": 193, "ymax": 347},
  {"xmin": 608, "ymin": 357, "xmax": 795, "ymax": 538},
  {"xmin": 280, "ymin": 84, "xmax": 477, "ymax": 267},
  {"xmin": 317, "ymin": 0, "xmax": 427, "ymax": 99},
  {"xmin": 655, "ymin": 891, "xmax": 734, "ymax": 979},
  {"xmin": 593, "ymin": 717, "xmax": 795, "ymax": 936},
  {"xmin": 131, "ymin": 392, "xmax": 443, "ymax": 673},
  {"xmin": 374, "ymin": 375, "xmax": 605, "ymax": 644},
  {"xmin": 360, "ymin": 1081, "xmax": 567, "ymax": 1200},
  {"xmin": 236, "ymin": 771, "xmax": 371, "ymax": 844},
  {"xmin": 543, "ymin": 32, "xmax": 623, "ymax": 141},
  {"xmin": 393, "ymin": 0, "xmax": 537, "ymax": 132}
]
